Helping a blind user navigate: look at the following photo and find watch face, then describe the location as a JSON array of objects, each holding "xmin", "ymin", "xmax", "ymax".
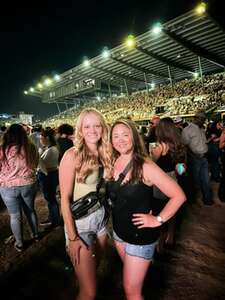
[{"xmin": 157, "ymin": 216, "xmax": 163, "ymax": 223}]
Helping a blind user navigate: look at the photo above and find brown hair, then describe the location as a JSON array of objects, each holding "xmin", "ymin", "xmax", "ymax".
[
  {"xmin": 110, "ymin": 119, "xmax": 148, "ymax": 183},
  {"xmin": 155, "ymin": 117, "xmax": 186, "ymax": 163},
  {"xmin": 1, "ymin": 123, "xmax": 38, "ymax": 169}
]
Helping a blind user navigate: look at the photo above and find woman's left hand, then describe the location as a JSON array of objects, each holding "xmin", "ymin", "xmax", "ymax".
[{"xmin": 132, "ymin": 210, "xmax": 161, "ymax": 228}]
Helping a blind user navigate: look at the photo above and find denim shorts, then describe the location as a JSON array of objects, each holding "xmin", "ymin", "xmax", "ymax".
[
  {"xmin": 65, "ymin": 206, "xmax": 108, "ymax": 247},
  {"xmin": 113, "ymin": 231, "xmax": 157, "ymax": 261}
]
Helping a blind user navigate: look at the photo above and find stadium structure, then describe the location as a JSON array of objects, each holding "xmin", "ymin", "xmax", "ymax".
[{"xmin": 24, "ymin": 2, "xmax": 225, "ymax": 126}]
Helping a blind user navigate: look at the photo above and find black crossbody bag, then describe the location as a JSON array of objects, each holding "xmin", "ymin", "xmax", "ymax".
[{"xmin": 70, "ymin": 166, "xmax": 105, "ymax": 220}]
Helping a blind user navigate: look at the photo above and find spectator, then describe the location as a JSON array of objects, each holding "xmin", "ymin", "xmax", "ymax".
[
  {"xmin": 182, "ymin": 112, "xmax": 213, "ymax": 205},
  {"xmin": 56, "ymin": 123, "xmax": 74, "ymax": 163},
  {"xmin": 107, "ymin": 119, "xmax": 186, "ymax": 300},
  {"xmin": 0, "ymin": 124, "xmax": 39, "ymax": 251},
  {"xmin": 38, "ymin": 128, "xmax": 60, "ymax": 229},
  {"xmin": 206, "ymin": 119, "xmax": 222, "ymax": 182},
  {"xmin": 59, "ymin": 108, "xmax": 112, "ymax": 300},
  {"xmin": 30, "ymin": 124, "xmax": 42, "ymax": 152}
]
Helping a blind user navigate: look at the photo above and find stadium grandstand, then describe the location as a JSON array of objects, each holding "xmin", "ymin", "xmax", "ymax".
[{"xmin": 24, "ymin": 2, "xmax": 225, "ymax": 127}]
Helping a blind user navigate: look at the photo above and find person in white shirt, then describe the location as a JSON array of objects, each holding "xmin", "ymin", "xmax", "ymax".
[
  {"xmin": 182, "ymin": 112, "xmax": 213, "ymax": 205},
  {"xmin": 37, "ymin": 128, "xmax": 60, "ymax": 228}
]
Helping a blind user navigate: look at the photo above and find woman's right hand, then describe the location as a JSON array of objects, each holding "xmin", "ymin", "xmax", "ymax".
[{"xmin": 68, "ymin": 238, "xmax": 88, "ymax": 266}]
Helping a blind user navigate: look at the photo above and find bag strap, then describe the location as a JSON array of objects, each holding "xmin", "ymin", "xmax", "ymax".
[
  {"xmin": 116, "ymin": 160, "xmax": 133, "ymax": 186},
  {"xmin": 96, "ymin": 165, "xmax": 104, "ymax": 194}
]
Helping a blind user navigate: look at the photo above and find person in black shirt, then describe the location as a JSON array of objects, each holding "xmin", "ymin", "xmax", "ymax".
[
  {"xmin": 56, "ymin": 123, "xmax": 74, "ymax": 163},
  {"xmin": 108, "ymin": 119, "xmax": 186, "ymax": 300}
]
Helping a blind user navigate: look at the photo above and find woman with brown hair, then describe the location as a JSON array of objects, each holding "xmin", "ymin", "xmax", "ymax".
[
  {"xmin": 0, "ymin": 124, "xmax": 39, "ymax": 251},
  {"xmin": 59, "ymin": 108, "xmax": 112, "ymax": 300},
  {"xmin": 152, "ymin": 117, "xmax": 187, "ymax": 250},
  {"xmin": 107, "ymin": 119, "xmax": 186, "ymax": 300}
]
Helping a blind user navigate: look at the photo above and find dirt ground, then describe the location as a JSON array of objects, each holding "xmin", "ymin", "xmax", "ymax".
[{"xmin": 0, "ymin": 183, "xmax": 225, "ymax": 300}]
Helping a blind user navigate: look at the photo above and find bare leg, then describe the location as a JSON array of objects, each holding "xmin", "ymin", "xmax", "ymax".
[
  {"xmin": 114, "ymin": 239, "xmax": 126, "ymax": 262},
  {"xmin": 123, "ymin": 254, "xmax": 152, "ymax": 300},
  {"xmin": 74, "ymin": 245, "xmax": 97, "ymax": 300},
  {"xmin": 74, "ymin": 233, "xmax": 108, "ymax": 300}
]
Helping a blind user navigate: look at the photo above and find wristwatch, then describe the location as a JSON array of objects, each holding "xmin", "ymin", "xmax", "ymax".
[{"xmin": 156, "ymin": 215, "xmax": 164, "ymax": 225}]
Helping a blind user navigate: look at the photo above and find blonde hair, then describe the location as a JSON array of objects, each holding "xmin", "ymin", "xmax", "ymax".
[{"xmin": 74, "ymin": 108, "xmax": 112, "ymax": 182}]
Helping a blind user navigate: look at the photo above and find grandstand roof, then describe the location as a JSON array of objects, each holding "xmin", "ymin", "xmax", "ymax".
[{"xmin": 27, "ymin": 5, "xmax": 225, "ymax": 104}]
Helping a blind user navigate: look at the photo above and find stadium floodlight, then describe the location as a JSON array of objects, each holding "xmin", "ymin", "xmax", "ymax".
[
  {"xmin": 54, "ymin": 74, "xmax": 61, "ymax": 81},
  {"xmin": 151, "ymin": 82, "xmax": 156, "ymax": 89},
  {"xmin": 195, "ymin": 2, "xmax": 207, "ymax": 15},
  {"xmin": 24, "ymin": 90, "xmax": 28, "ymax": 95},
  {"xmin": 37, "ymin": 83, "xmax": 43, "ymax": 89},
  {"xmin": 102, "ymin": 48, "xmax": 110, "ymax": 59},
  {"xmin": 193, "ymin": 72, "xmax": 199, "ymax": 78},
  {"xmin": 125, "ymin": 34, "xmax": 136, "ymax": 48},
  {"xmin": 29, "ymin": 87, "xmax": 35, "ymax": 92},
  {"xmin": 44, "ymin": 78, "xmax": 52, "ymax": 86},
  {"xmin": 83, "ymin": 58, "xmax": 90, "ymax": 67},
  {"xmin": 152, "ymin": 23, "xmax": 162, "ymax": 35}
]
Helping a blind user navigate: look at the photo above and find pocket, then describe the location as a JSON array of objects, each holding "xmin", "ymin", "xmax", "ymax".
[
  {"xmin": 75, "ymin": 214, "xmax": 92, "ymax": 233},
  {"xmin": 0, "ymin": 187, "xmax": 16, "ymax": 200}
]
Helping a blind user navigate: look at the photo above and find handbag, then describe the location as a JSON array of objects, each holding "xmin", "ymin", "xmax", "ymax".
[{"xmin": 70, "ymin": 166, "xmax": 105, "ymax": 220}]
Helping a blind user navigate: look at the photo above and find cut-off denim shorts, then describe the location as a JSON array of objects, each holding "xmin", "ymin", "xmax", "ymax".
[
  {"xmin": 113, "ymin": 231, "xmax": 157, "ymax": 261},
  {"xmin": 65, "ymin": 205, "xmax": 108, "ymax": 247}
]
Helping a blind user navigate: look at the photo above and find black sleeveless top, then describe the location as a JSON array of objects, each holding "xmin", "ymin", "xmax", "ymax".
[{"xmin": 107, "ymin": 180, "xmax": 161, "ymax": 245}]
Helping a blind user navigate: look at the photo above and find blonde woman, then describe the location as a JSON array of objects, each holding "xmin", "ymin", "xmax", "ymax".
[{"xmin": 59, "ymin": 108, "xmax": 112, "ymax": 300}]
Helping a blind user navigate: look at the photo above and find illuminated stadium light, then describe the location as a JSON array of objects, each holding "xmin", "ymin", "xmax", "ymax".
[
  {"xmin": 193, "ymin": 72, "xmax": 199, "ymax": 78},
  {"xmin": 125, "ymin": 34, "xmax": 136, "ymax": 48},
  {"xmin": 44, "ymin": 78, "xmax": 52, "ymax": 86},
  {"xmin": 83, "ymin": 58, "xmax": 90, "ymax": 67},
  {"xmin": 29, "ymin": 87, "xmax": 35, "ymax": 92},
  {"xmin": 24, "ymin": 90, "xmax": 28, "ymax": 95},
  {"xmin": 195, "ymin": 2, "xmax": 207, "ymax": 15},
  {"xmin": 152, "ymin": 23, "xmax": 162, "ymax": 35},
  {"xmin": 54, "ymin": 74, "xmax": 61, "ymax": 81},
  {"xmin": 37, "ymin": 83, "xmax": 43, "ymax": 89},
  {"xmin": 102, "ymin": 48, "xmax": 110, "ymax": 59},
  {"xmin": 151, "ymin": 82, "xmax": 156, "ymax": 89}
]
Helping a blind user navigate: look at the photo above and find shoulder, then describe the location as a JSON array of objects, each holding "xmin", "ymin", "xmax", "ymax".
[
  {"xmin": 60, "ymin": 147, "xmax": 80, "ymax": 168},
  {"xmin": 142, "ymin": 159, "xmax": 161, "ymax": 185},
  {"xmin": 143, "ymin": 158, "xmax": 159, "ymax": 172}
]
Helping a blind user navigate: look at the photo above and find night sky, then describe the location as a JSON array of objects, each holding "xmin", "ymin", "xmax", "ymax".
[{"xmin": 0, "ymin": 0, "xmax": 223, "ymax": 121}]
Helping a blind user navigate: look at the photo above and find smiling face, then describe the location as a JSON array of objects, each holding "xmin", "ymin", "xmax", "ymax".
[
  {"xmin": 111, "ymin": 123, "xmax": 133, "ymax": 155},
  {"xmin": 81, "ymin": 112, "xmax": 103, "ymax": 147}
]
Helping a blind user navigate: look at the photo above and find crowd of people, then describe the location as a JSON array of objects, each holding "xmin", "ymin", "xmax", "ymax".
[
  {"xmin": 0, "ymin": 73, "xmax": 225, "ymax": 299},
  {"xmin": 42, "ymin": 72, "xmax": 225, "ymax": 128}
]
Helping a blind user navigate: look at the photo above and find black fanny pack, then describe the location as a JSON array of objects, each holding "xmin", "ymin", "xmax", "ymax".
[
  {"xmin": 70, "ymin": 167, "xmax": 105, "ymax": 220},
  {"xmin": 70, "ymin": 192, "xmax": 102, "ymax": 220}
]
